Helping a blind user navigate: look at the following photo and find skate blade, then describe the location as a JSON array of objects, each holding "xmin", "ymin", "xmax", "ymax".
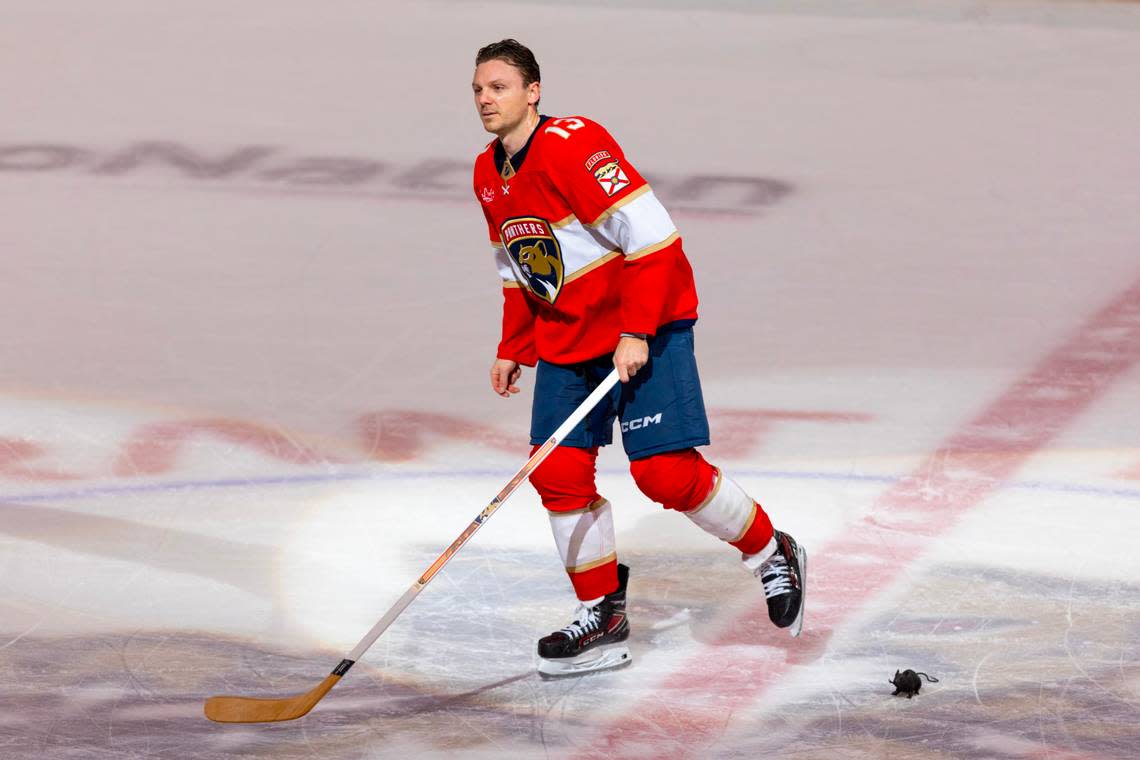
[
  {"xmin": 789, "ymin": 543, "xmax": 807, "ymax": 638},
  {"xmin": 537, "ymin": 645, "xmax": 632, "ymax": 678}
]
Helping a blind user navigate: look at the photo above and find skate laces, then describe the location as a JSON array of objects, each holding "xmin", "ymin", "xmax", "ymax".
[
  {"xmin": 757, "ymin": 553, "xmax": 793, "ymax": 599},
  {"xmin": 560, "ymin": 602, "xmax": 602, "ymax": 638}
]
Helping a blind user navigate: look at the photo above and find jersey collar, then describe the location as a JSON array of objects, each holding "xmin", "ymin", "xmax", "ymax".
[{"xmin": 495, "ymin": 114, "xmax": 550, "ymax": 181}]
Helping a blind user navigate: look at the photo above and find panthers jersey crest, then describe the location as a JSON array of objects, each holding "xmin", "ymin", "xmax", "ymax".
[{"xmin": 500, "ymin": 216, "xmax": 565, "ymax": 305}]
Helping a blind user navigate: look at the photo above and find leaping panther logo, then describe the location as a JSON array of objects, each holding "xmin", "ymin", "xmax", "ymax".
[
  {"xmin": 500, "ymin": 217, "xmax": 565, "ymax": 305},
  {"xmin": 516, "ymin": 240, "xmax": 563, "ymax": 296}
]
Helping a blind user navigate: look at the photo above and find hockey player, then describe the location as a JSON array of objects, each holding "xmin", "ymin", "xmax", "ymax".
[{"xmin": 471, "ymin": 39, "xmax": 805, "ymax": 676}]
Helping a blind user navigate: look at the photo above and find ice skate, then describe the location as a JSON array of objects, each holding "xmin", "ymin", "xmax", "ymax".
[
  {"xmin": 744, "ymin": 530, "xmax": 806, "ymax": 637},
  {"xmin": 537, "ymin": 563, "xmax": 632, "ymax": 677}
]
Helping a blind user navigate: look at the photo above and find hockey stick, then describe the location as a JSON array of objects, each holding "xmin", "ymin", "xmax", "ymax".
[{"xmin": 204, "ymin": 368, "xmax": 621, "ymax": 723}]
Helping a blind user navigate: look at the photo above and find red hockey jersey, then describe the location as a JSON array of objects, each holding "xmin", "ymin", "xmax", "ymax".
[{"xmin": 473, "ymin": 115, "xmax": 699, "ymax": 366}]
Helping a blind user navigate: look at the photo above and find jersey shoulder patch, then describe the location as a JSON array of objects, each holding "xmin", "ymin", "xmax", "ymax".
[{"xmin": 537, "ymin": 117, "xmax": 642, "ymax": 211}]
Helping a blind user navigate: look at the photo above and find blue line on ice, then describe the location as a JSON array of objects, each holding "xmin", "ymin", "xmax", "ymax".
[{"xmin": 1, "ymin": 468, "xmax": 1138, "ymax": 504}]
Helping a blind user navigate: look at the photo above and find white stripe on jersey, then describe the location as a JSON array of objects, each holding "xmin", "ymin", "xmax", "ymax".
[
  {"xmin": 492, "ymin": 243, "xmax": 519, "ymax": 285},
  {"xmin": 590, "ymin": 188, "xmax": 678, "ymax": 260},
  {"xmin": 492, "ymin": 186, "xmax": 680, "ymax": 288},
  {"xmin": 551, "ymin": 216, "xmax": 620, "ymax": 276}
]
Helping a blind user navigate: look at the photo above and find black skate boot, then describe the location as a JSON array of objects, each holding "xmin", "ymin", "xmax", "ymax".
[
  {"xmin": 744, "ymin": 531, "xmax": 806, "ymax": 637},
  {"xmin": 537, "ymin": 563, "xmax": 632, "ymax": 677}
]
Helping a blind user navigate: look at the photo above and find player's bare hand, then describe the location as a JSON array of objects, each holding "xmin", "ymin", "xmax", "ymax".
[
  {"xmin": 613, "ymin": 335, "xmax": 649, "ymax": 383},
  {"xmin": 491, "ymin": 358, "xmax": 523, "ymax": 398}
]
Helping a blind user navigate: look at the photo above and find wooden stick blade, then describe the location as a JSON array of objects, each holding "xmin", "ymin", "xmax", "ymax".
[{"xmin": 204, "ymin": 674, "xmax": 341, "ymax": 723}]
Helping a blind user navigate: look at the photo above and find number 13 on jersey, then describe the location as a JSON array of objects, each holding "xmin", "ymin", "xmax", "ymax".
[{"xmin": 545, "ymin": 117, "xmax": 585, "ymax": 140}]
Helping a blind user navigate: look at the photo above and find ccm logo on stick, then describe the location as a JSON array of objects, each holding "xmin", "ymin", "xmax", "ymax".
[{"xmin": 621, "ymin": 413, "xmax": 662, "ymax": 432}]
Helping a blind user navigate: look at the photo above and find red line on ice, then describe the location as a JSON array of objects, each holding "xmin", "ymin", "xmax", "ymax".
[{"xmin": 578, "ymin": 277, "xmax": 1140, "ymax": 759}]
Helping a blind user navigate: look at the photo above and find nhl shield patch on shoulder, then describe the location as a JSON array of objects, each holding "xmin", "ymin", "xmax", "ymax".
[
  {"xmin": 500, "ymin": 216, "xmax": 565, "ymax": 305},
  {"xmin": 593, "ymin": 160, "xmax": 630, "ymax": 197}
]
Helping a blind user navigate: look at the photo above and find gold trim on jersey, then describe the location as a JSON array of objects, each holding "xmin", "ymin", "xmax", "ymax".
[
  {"xmin": 625, "ymin": 231, "xmax": 680, "ymax": 261},
  {"xmin": 564, "ymin": 250, "xmax": 622, "ymax": 284},
  {"xmin": 588, "ymin": 184, "xmax": 652, "ymax": 227},
  {"xmin": 566, "ymin": 551, "xmax": 618, "ymax": 574},
  {"xmin": 501, "ymin": 279, "xmax": 522, "ymax": 288}
]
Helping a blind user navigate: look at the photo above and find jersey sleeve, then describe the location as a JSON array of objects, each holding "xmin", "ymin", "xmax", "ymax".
[
  {"xmin": 493, "ymin": 239, "xmax": 539, "ymax": 366},
  {"xmin": 543, "ymin": 118, "xmax": 685, "ymax": 336},
  {"xmin": 498, "ymin": 283, "xmax": 539, "ymax": 366},
  {"xmin": 476, "ymin": 158, "xmax": 538, "ymax": 366},
  {"xmin": 489, "ymin": 222, "xmax": 539, "ymax": 366}
]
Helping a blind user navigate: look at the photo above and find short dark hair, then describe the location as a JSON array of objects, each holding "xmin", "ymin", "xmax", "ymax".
[{"xmin": 475, "ymin": 39, "xmax": 541, "ymax": 88}]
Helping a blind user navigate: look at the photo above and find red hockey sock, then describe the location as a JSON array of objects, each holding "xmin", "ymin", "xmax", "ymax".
[
  {"xmin": 568, "ymin": 558, "xmax": 619, "ymax": 600},
  {"xmin": 730, "ymin": 503, "xmax": 775, "ymax": 556}
]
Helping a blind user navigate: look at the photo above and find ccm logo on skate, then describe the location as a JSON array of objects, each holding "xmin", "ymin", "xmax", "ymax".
[
  {"xmin": 581, "ymin": 631, "xmax": 605, "ymax": 646},
  {"xmin": 620, "ymin": 413, "xmax": 662, "ymax": 432}
]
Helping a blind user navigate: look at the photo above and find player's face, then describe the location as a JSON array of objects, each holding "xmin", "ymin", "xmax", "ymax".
[{"xmin": 472, "ymin": 59, "xmax": 539, "ymax": 136}]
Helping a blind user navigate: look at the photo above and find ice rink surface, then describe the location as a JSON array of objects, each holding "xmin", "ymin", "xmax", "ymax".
[{"xmin": 2, "ymin": 0, "xmax": 1140, "ymax": 757}]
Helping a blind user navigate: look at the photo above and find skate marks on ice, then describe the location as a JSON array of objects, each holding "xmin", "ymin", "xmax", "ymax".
[
  {"xmin": 574, "ymin": 276, "xmax": 1140, "ymax": 759},
  {"xmin": 0, "ymin": 629, "xmax": 540, "ymax": 759},
  {"xmin": 714, "ymin": 565, "xmax": 1140, "ymax": 760},
  {"xmin": 381, "ymin": 553, "xmax": 1140, "ymax": 759},
  {"xmin": 0, "ymin": 548, "xmax": 796, "ymax": 759},
  {"xmin": 1, "ymin": 551, "xmax": 1137, "ymax": 758},
  {"xmin": 532, "ymin": 560, "xmax": 1140, "ymax": 760}
]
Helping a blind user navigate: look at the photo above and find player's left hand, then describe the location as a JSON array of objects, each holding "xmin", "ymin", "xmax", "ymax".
[{"xmin": 613, "ymin": 335, "xmax": 649, "ymax": 383}]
